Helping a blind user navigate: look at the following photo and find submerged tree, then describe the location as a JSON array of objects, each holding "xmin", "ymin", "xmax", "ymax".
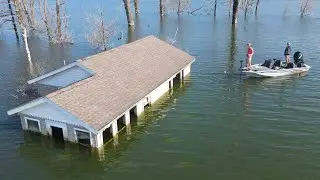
[
  {"xmin": 239, "ymin": 0, "xmax": 253, "ymax": 17},
  {"xmin": 160, "ymin": 0, "xmax": 164, "ymax": 16},
  {"xmin": 214, "ymin": 0, "xmax": 217, "ymax": 16},
  {"xmin": 164, "ymin": 0, "xmax": 191, "ymax": 14},
  {"xmin": 255, "ymin": 0, "xmax": 260, "ymax": 15},
  {"xmin": 300, "ymin": 0, "xmax": 313, "ymax": 17},
  {"xmin": 0, "ymin": 0, "xmax": 19, "ymax": 39},
  {"xmin": 123, "ymin": 0, "xmax": 134, "ymax": 26},
  {"xmin": 228, "ymin": 0, "xmax": 232, "ymax": 16},
  {"xmin": 12, "ymin": 0, "xmax": 33, "ymax": 63},
  {"xmin": 134, "ymin": 0, "xmax": 139, "ymax": 14},
  {"xmin": 56, "ymin": 0, "xmax": 62, "ymax": 41},
  {"xmin": 232, "ymin": 0, "xmax": 239, "ymax": 24},
  {"xmin": 85, "ymin": 11, "xmax": 113, "ymax": 51}
]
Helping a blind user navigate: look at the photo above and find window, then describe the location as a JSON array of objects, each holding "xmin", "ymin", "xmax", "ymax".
[
  {"xmin": 26, "ymin": 118, "xmax": 40, "ymax": 132},
  {"xmin": 75, "ymin": 129, "xmax": 91, "ymax": 146}
]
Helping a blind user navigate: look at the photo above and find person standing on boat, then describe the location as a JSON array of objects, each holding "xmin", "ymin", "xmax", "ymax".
[
  {"xmin": 284, "ymin": 42, "xmax": 291, "ymax": 64},
  {"xmin": 247, "ymin": 43, "xmax": 254, "ymax": 70}
]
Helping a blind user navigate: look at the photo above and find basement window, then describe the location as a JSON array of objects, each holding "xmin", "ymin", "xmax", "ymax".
[
  {"xmin": 26, "ymin": 118, "xmax": 40, "ymax": 133},
  {"xmin": 75, "ymin": 129, "xmax": 91, "ymax": 146}
]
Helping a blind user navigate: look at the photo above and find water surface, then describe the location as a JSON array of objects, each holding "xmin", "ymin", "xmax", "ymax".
[{"xmin": 1, "ymin": 0, "xmax": 320, "ymax": 179}]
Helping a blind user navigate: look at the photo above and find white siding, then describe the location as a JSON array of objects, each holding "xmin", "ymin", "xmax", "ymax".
[
  {"xmin": 37, "ymin": 66, "xmax": 92, "ymax": 87},
  {"xmin": 21, "ymin": 102, "xmax": 87, "ymax": 128},
  {"xmin": 150, "ymin": 80, "xmax": 170, "ymax": 104},
  {"xmin": 183, "ymin": 64, "xmax": 191, "ymax": 77}
]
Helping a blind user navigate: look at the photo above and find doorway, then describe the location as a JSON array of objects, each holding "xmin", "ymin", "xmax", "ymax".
[
  {"xmin": 103, "ymin": 127, "xmax": 112, "ymax": 144},
  {"xmin": 51, "ymin": 126, "xmax": 64, "ymax": 141}
]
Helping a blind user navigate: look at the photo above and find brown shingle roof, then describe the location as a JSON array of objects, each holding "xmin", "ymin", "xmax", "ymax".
[{"xmin": 46, "ymin": 36, "xmax": 194, "ymax": 131}]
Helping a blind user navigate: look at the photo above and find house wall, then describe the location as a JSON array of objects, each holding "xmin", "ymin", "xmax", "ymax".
[
  {"xmin": 19, "ymin": 113, "xmax": 96, "ymax": 147},
  {"xmin": 150, "ymin": 79, "xmax": 171, "ymax": 104},
  {"xmin": 183, "ymin": 64, "xmax": 191, "ymax": 77},
  {"xmin": 36, "ymin": 66, "xmax": 92, "ymax": 87},
  {"xmin": 21, "ymin": 102, "xmax": 88, "ymax": 129}
]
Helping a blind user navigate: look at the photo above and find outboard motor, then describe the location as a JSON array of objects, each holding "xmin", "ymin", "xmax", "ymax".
[
  {"xmin": 273, "ymin": 60, "xmax": 281, "ymax": 67},
  {"xmin": 293, "ymin": 51, "xmax": 304, "ymax": 67}
]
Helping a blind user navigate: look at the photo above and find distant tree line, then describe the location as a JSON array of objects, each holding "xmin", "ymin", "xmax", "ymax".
[{"xmin": 0, "ymin": 0, "xmax": 316, "ymax": 63}]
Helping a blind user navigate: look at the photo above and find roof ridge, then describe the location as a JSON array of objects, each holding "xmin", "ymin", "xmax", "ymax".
[{"xmin": 82, "ymin": 35, "xmax": 156, "ymax": 61}]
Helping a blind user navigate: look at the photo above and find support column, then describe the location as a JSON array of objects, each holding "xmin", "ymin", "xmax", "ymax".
[
  {"xmin": 183, "ymin": 65, "xmax": 191, "ymax": 77},
  {"xmin": 96, "ymin": 132, "xmax": 104, "ymax": 148},
  {"xmin": 124, "ymin": 111, "xmax": 130, "ymax": 125},
  {"xmin": 136, "ymin": 101, "xmax": 144, "ymax": 116},
  {"xmin": 126, "ymin": 124, "xmax": 132, "ymax": 136},
  {"xmin": 111, "ymin": 121, "xmax": 118, "ymax": 137},
  {"xmin": 179, "ymin": 71, "xmax": 183, "ymax": 80},
  {"xmin": 170, "ymin": 79, "xmax": 173, "ymax": 88}
]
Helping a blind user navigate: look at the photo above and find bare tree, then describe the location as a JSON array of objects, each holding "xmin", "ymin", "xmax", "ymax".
[
  {"xmin": 160, "ymin": 0, "xmax": 164, "ymax": 16},
  {"xmin": 283, "ymin": 0, "xmax": 289, "ymax": 16},
  {"xmin": 134, "ymin": 0, "xmax": 139, "ymax": 14},
  {"xmin": 255, "ymin": 0, "xmax": 260, "ymax": 15},
  {"xmin": 56, "ymin": 0, "xmax": 61, "ymax": 40},
  {"xmin": 41, "ymin": 0, "xmax": 71, "ymax": 43},
  {"xmin": 12, "ymin": 0, "xmax": 32, "ymax": 62},
  {"xmin": 164, "ymin": 0, "xmax": 191, "ymax": 14},
  {"xmin": 0, "ymin": 0, "xmax": 19, "ymax": 39},
  {"xmin": 85, "ymin": 11, "xmax": 113, "ymax": 51},
  {"xmin": 214, "ymin": 0, "xmax": 217, "ymax": 16},
  {"xmin": 300, "ymin": 0, "xmax": 313, "ymax": 17},
  {"xmin": 123, "ymin": 0, "xmax": 134, "ymax": 26},
  {"xmin": 232, "ymin": 0, "xmax": 239, "ymax": 24},
  {"xmin": 38, "ymin": 0, "xmax": 54, "ymax": 41},
  {"xmin": 228, "ymin": 0, "xmax": 232, "ymax": 16},
  {"xmin": 21, "ymin": 25, "xmax": 31, "ymax": 63},
  {"xmin": 239, "ymin": 0, "xmax": 253, "ymax": 17},
  {"xmin": 29, "ymin": 0, "xmax": 35, "ymax": 27}
]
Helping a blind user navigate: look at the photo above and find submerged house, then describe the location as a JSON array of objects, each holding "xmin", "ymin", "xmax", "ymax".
[{"xmin": 7, "ymin": 36, "xmax": 195, "ymax": 148}]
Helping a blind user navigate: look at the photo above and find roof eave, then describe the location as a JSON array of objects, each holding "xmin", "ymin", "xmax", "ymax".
[
  {"xmin": 7, "ymin": 97, "xmax": 47, "ymax": 116},
  {"xmin": 27, "ymin": 61, "xmax": 95, "ymax": 85}
]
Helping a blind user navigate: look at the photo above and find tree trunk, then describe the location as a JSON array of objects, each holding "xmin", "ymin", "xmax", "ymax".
[
  {"xmin": 134, "ymin": 0, "xmax": 139, "ymax": 14},
  {"xmin": 21, "ymin": 26, "xmax": 32, "ymax": 63},
  {"xmin": 56, "ymin": 0, "xmax": 62, "ymax": 41},
  {"xmin": 21, "ymin": 0, "xmax": 33, "ymax": 29},
  {"xmin": 30, "ymin": 0, "xmax": 35, "ymax": 27},
  {"xmin": 123, "ymin": 0, "xmax": 134, "ymax": 26},
  {"xmin": 244, "ymin": 0, "xmax": 248, "ymax": 17},
  {"xmin": 13, "ymin": 0, "xmax": 24, "ymax": 30},
  {"xmin": 100, "ymin": 12, "xmax": 107, "ymax": 51},
  {"xmin": 8, "ymin": 0, "xmax": 19, "ymax": 40},
  {"xmin": 232, "ymin": 0, "xmax": 239, "ymax": 24},
  {"xmin": 255, "ymin": 0, "xmax": 260, "ymax": 15},
  {"xmin": 229, "ymin": 0, "xmax": 232, "ymax": 17},
  {"xmin": 214, "ymin": 0, "xmax": 217, "ymax": 16},
  {"xmin": 42, "ymin": 0, "xmax": 53, "ymax": 41},
  {"xmin": 160, "ymin": 0, "xmax": 164, "ymax": 16}
]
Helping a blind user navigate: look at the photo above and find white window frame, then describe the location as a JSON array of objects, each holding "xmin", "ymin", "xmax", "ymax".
[
  {"xmin": 25, "ymin": 117, "xmax": 41, "ymax": 133},
  {"xmin": 74, "ymin": 128, "xmax": 92, "ymax": 146}
]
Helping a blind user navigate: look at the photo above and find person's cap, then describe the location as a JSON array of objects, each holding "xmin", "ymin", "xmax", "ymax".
[{"xmin": 287, "ymin": 42, "xmax": 291, "ymax": 46}]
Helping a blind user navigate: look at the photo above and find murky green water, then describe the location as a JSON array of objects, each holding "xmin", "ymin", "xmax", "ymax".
[{"xmin": 1, "ymin": 0, "xmax": 320, "ymax": 179}]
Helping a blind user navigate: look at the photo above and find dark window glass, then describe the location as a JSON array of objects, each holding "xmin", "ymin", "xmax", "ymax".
[
  {"xmin": 27, "ymin": 119, "xmax": 40, "ymax": 132},
  {"xmin": 76, "ymin": 130, "xmax": 90, "ymax": 146}
]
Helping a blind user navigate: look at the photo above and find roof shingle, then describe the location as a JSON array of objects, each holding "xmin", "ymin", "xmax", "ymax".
[{"xmin": 47, "ymin": 36, "xmax": 194, "ymax": 131}]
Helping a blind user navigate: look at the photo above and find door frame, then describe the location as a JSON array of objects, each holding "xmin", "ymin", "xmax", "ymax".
[{"xmin": 45, "ymin": 120, "xmax": 68, "ymax": 139}]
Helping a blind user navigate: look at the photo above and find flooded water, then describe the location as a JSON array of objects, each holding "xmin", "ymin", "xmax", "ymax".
[{"xmin": 1, "ymin": 0, "xmax": 320, "ymax": 179}]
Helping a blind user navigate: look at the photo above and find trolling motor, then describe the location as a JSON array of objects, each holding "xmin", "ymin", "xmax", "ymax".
[{"xmin": 239, "ymin": 60, "xmax": 244, "ymax": 71}]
